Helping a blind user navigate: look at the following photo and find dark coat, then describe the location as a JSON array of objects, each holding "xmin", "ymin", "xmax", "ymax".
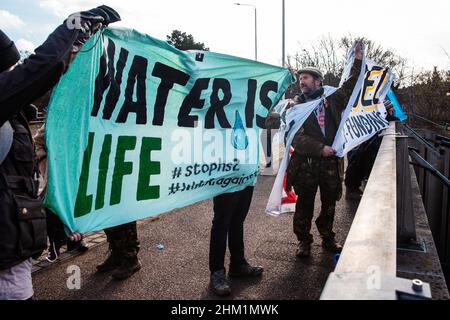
[
  {"xmin": 0, "ymin": 23, "xmax": 85, "ymax": 269},
  {"xmin": 286, "ymin": 59, "xmax": 362, "ymax": 191},
  {"xmin": 291, "ymin": 59, "xmax": 362, "ymax": 156}
]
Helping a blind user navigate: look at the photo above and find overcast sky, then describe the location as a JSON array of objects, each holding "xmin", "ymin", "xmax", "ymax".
[{"xmin": 1, "ymin": 0, "xmax": 450, "ymax": 72}]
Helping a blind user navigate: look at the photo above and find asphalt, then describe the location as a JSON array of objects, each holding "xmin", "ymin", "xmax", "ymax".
[{"xmin": 33, "ymin": 175, "xmax": 359, "ymax": 300}]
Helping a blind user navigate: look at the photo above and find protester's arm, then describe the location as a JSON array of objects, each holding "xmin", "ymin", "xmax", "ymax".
[
  {"xmin": 0, "ymin": 24, "xmax": 76, "ymax": 127},
  {"xmin": 265, "ymin": 94, "xmax": 300, "ymax": 129},
  {"xmin": 0, "ymin": 8, "xmax": 115, "ymax": 126},
  {"xmin": 331, "ymin": 40, "xmax": 364, "ymax": 112}
]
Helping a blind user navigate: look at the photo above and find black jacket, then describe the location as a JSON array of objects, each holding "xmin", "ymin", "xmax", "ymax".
[{"xmin": 0, "ymin": 23, "xmax": 85, "ymax": 269}]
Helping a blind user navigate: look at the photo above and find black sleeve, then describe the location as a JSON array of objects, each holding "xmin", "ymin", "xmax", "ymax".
[
  {"xmin": 0, "ymin": 24, "xmax": 80, "ymax": 126},
  {"xmin": 329, "ymin": 58, "xmax": 363, "ymax": 113}
]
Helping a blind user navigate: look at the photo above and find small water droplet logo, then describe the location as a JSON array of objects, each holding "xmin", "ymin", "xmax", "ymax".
[{"xmin": 232, "ymin": 110, "xmax": 248, "ymax": 150}]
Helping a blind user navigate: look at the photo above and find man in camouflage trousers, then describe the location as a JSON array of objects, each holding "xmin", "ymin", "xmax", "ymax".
[
  {"xmin": 96, "ymin": 222, "xmax": 141, "ymax": 280},
  {"xmin": 285, "ymin": 40, "xmax": 363, "ymax": 258}
]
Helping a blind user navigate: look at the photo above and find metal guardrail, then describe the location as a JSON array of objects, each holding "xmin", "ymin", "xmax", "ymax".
[
  {"xmin": 407, "ymin": 113, "xmax": 448, "ymax": 131},
  {"xmin": 436, "ymin": 135, "xmax": 450, "ymax": 148},
  {"xmin": 396, "ymin": 123, "xmax": 416, "ymax": 243},
  {"xmin": 409, "ymin": 149, "xmax": 450, "ymax": 189},
  {"xmin": 320, "ymin": 122, "xmax": 432, "ymax": 300},
  {"xmin": 406, "ymin": 127, "xmax": 450, "ymax": 281},
  {"xmin": 403, "ymin": 124, "xmax": 441, "ymax": 156}
]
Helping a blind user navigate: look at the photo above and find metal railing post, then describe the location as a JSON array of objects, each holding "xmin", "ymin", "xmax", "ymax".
[{"xmin": 396, "ymin": 122, "xmax": 417, "ymax": 243}]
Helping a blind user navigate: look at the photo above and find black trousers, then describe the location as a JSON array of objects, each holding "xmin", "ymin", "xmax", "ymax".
[
  {"xmin": 345, "ymin": 136, "xmax": 381, "ymax": 189},
  {"xmin": 46, "ymin": 209, "xmax": 66, "ymax": 246},
  {"xmin": 209, "ymin": 186, "xmax": 254, "ymax": 273}
]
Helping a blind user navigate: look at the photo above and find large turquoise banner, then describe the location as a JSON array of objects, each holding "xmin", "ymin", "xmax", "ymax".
[{"xmin": 45, "ymin": 27, "xmax": 292, "ymax": 233}]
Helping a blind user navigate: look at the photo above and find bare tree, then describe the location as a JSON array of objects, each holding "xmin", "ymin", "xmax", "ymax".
[
  {"xmin": 396, "ymin": 67, "xmax": 450, "ymax": 131},
  {"xmin": 287, "ymin": 34, "xmax": 345, "ymax": 87},
  {"xmin": 341, "ymin": 35, "xmax": 407, "ymax": 88},
  {"xmin": 288, "ymin": 34, "xmax": 407, "ymax": 88}
]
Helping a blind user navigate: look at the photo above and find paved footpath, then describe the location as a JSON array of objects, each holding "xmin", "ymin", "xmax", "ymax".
[{"xmin": 33, "ymin": 176, "xmax": 358, "ymax": 300}]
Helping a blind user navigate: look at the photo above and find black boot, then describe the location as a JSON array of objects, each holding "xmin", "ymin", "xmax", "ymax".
[
  {"xmin": 96, "ymin": 252, "xmax": 121, "ymax": 273},
  {"xmin": 112, "ymin": 257, "xmax": 142, "ymax": 280},
  {"xmin": 296, "ymin": 241, "xmax": 311, "ymax": 258},
  {"xmin": 345, "ymin": 186, "xmax": 363, "ymax": 200},
  {"xmin": 209, "ymin": 269, "xmax": 231, "ymax": 296},
  {"xmin": 229, "ymin": 263, "xmax": 264, "ymax": 277},
  {"xmin": 322, "ymin": 238, "xmax": 343, "ymax": 253}
]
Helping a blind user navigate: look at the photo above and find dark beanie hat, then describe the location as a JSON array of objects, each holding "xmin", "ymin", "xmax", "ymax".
[{"xmin": 0, "ymin": 29, "xmax": 20, "ymax": 73}]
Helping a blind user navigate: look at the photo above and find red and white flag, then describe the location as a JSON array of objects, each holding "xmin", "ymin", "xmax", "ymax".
[{"xmin": 280, "ymin": 147, "xmax": 297, "ymax": 213}]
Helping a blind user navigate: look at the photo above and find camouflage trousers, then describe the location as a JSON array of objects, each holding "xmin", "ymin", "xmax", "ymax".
[
  {"xmin": 104, "ymin": 221, "xmax": 140, "ymax": 260},
  {"xmin": 292, "ymin": 157, "xmax": 342, "ymax": 243}
]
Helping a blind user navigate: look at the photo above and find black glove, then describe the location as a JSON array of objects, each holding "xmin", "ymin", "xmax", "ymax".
[
  {"xmin": 85, "ymin": 5, "xmax": 121, "ymax": 25},
  {"xmin": 77, "ymin": 5, "xmax": 121, "ymax": 33},
  {"xmin": 66, "ymin": 5, "xmax": 121, "ymax": 53}
]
